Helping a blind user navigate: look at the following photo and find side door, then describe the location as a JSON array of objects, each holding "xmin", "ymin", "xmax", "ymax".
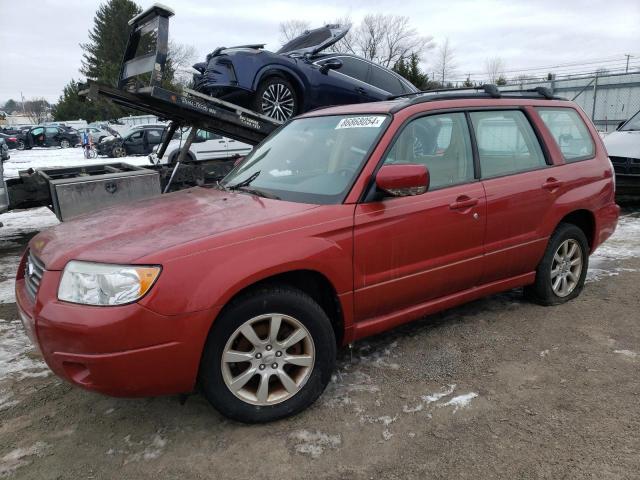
[
  {"xmin": 353, "ymin": 111, "xmax": 486, "ymax": 322},
  {"xmin": 469, "ymin": 109, "xmax": 557, "ymax": 284},
  {"xmin": 29, "ymin": 127, "xmax": 45, "ymax": 147},
  {"xmin": 313, "ymin": 56, "xmax": 373, "ymax": 105},
  {"xmin": 124, "ymin": 130, "xmax": 145, "ymax": 154},
  {"xmin": 194, "ymin": 130, "xmax": 227, "ymax": 160},
  {"xmin": 226, "ymin": 137, "xmax": 252, "ymax": 158},
  {"xmin": 144, "ymin": 129, "xmax": 164, "ymax": 154},
  {"xmin": 44, "ymin": 127, "xmax": 61, "ymax": 146}
]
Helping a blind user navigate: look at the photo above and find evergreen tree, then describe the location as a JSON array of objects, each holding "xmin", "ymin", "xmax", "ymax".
[{"xmin": 393, "ymin": 53, "xmax": 431, "ymax": 91}]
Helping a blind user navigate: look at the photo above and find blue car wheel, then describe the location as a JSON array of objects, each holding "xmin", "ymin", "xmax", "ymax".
[{"xmin": 253, "ymin": 76, "xmax": 299, "ymax": 122}]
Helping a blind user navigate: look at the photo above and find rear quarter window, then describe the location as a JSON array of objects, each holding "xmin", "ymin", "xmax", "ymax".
[{"xmin": 536, "ymin": 107, "xmax": 595, "ymax": 162}]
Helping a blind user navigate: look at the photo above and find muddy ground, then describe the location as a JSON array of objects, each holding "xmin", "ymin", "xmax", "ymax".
[{"xmin": 0, "ymin": 211, "xmax": 639, "ymax": 479}]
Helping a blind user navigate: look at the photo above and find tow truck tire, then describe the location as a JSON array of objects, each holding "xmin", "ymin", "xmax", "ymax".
[
  {"xmin": 253, "ymin": 76, "xmax": 299, "ymax": 122},
  {"xmin": 199, "ymin": 286, "xmax": 336, "ymax": 423}
]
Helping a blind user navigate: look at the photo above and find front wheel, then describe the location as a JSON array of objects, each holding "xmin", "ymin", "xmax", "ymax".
[
  {"xmin": 60, "ymin": 139, "xmax": 70, "ymax": 148},
  {"xmin": 111, "ymin": 146, "xmax": 127, "ymax": 158},
  {"xmin": 252, "ymin": 76, "xmax": 299, "ymax": 122},
  {"xmin": 525, "ymin": 223, "xmax": 589, "ymax": 305},
  {"xmin": 199, "ymin": 286, "xmax": 336, "ymax": 423},
  {"xmin": 17, "ymin": 140, "xmax": 25, "ymax": 150}
]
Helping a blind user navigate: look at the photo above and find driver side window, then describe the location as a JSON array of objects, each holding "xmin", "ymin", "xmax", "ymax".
[{"xmin": 382, "ymin": 112, "xmax": 475, "ymax": 190}]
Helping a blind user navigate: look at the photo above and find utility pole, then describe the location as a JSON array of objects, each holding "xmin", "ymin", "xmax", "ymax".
[{"xmin": 624, "ymin": 54, "xmax": 632, "ymax": 73}]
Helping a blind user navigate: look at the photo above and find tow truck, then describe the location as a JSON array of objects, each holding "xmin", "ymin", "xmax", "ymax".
[{"xmin": 0, "ymin": 4, "xmax": 280, "ymax": 221}]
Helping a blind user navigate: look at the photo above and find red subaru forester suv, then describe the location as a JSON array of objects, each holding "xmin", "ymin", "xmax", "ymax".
[{"xmin": 16, "ymin": 91, "xmax": 619, "ymax": 423}]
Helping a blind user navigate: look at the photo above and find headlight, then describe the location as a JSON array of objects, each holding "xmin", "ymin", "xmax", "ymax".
[{"xmin": 58, "ymin": 261, "xmax": 161, "ymax": 306}]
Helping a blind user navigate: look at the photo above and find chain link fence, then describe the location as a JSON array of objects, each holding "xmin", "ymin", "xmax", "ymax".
[{"xmin": 505, "ymin": 72, "xmax": 640, "ymax": 132}]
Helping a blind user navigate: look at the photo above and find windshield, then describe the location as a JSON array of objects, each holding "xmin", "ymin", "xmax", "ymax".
[
  {"xmin": 221, "ymin": 114, "xmax": 390, "ymax": 204},
  {"xmin": 620, "ymin": 110, "xmax": 640, "ymax": 131}
]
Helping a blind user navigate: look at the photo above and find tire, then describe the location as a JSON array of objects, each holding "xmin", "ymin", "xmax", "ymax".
[
  {"xmin": 199, "ymin": 286, "xmax": 336, "ymax": 423},
  {"xmin": 111, "ymin": 146, "xmax": 127, "ymax": 158},
  {"xmin": 524, "ymin": 223, "xmax": 589, "ymax": 306},
  {"xmin": 17, "ymin": 140, "xmax": 25, "ymax": 150},
  {"xmin": 60, "ymin": 139, "xmax": 70, "ymax": 148},
  {"xmin": 252, "ymin": 76, "xmax": 299, "ymax": 122},
  {"xmin": 168, "ymin": 150, "xmax": 194, "ymax": 164}
]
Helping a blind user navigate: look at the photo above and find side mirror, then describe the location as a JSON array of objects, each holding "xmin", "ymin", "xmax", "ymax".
[
  {"xmin": 375, "ymin": 164, "xmax": 429, "ymax": 197},
  {"xmin": 320, "ymin": 59, "xmax": 343, "ymax": 74}
]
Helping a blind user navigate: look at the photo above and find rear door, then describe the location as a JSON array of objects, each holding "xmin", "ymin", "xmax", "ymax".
[
  {"xmin": 144, "ymin": 129, "xmax": 164, "ymax": 153},
  {"xmin": 45, "ymin": 127, "xmax": 60, "ymax": 146},
  {"xmin": 192, "ymin": 131, "xmax": 227, "ymax": 160},
  {"xmin": 469, "ymin": 109, "xmax": 556, "ymax": 283},
  {"xmin": 353, "ymin": 111, "xmax": 486, "ymax": 321},
  {"xmin": 367, "ymin": 64, "xmax": 407, "ymax": 98}
]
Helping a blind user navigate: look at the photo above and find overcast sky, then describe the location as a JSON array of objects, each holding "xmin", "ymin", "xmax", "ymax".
[{"xmin": 1, "ymin": 0, "xmax": 638, "ymax": 104}]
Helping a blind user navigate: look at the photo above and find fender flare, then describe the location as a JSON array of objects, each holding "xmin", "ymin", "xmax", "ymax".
[{"xmin": 252, "ymin": 64, "xmax": 308, "ymax": 109}]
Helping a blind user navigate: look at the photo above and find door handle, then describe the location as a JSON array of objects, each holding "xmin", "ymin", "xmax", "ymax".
[
  {"xmin": 218, "ymin": 140, "xmax": 225, "ymax": 143},
  {"xmin": 542, "ymin": 178, "xmax": 563, "ymax": 191},
  {"xmin": 449, "ymin": 196, "xmax": 478, "ymax": 210}
]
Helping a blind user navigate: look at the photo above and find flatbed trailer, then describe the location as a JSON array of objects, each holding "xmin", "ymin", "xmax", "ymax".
[{"xmin": 0, "ymin": 4, "xmax": 280, "ymax": 221}]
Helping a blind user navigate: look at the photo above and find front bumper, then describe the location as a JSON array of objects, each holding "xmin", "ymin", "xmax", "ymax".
[{"xmin": 15, "ymin": 260, "xmax": 216, "ymax": 397}]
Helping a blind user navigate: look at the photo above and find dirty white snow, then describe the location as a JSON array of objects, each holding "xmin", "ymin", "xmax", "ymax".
[
  {"xmin": 421, "ymin": 384, "xmax": 456, "ymax": 404},
  {"xmin": 289, "ymin": 430, "xmax": 341, "ymax": 458},
  {"xmin": 440, "ymin": 392, "xmax": 479, "ymax": 412},
  {"xmin": 613, "ymin": 349, "xmax": 638, "ymax": 358},
  {"xmin": 1, "ymin": 146, "xmax": 153, "ymax": 179},
  {"xmin": 587, "ymin": 213, "xmax": 640, "ymax": 282},
  {"xmin": 0, "ymin": 441, "xmax": 50, "ymax": 477},
  {"xmin": 0, "ymin": 319, "xmax": 49, "ymax": 381}
]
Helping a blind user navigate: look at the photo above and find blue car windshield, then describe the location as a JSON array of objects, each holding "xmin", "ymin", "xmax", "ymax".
[{"xmin": 221, "ymin": 114, "xmax": 390, "ymax": 204}]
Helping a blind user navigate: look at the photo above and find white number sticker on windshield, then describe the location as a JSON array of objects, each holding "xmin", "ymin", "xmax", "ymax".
[{"xmin": 335, "ymin": 116, "xmax": 386, "ymax": 129}]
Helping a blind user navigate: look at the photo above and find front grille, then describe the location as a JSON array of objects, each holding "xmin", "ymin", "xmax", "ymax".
[
  {"xmin": 25, "ymin": 251, "xmax": 45, "ymax": 300},
  {"xmin": 610, "ymin": 156, "xmax": 640, "ymax": 175}
]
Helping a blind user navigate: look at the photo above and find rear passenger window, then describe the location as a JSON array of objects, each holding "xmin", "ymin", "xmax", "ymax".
[
  {"xmin": 382, "ymin": 112, "xmax": 475, "ymax": 190},
  {"xmin": 470, "ymin": 110, "xmax": 547, "ymax": 179},
  {"xmin": 369, "ymin": 66, "xmax": 404, "ymax": 95},
  {"xmin": 537, "ymin": 108, "xmax": 595, "ymax": 162},
  {"xmin": 336, "ymin": 57, "xmax": 370, "ymax": 82}
]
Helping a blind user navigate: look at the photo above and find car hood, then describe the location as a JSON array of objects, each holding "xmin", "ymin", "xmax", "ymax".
[
  {"xmin": 276, "ymin": 24, "xmax": 350, "ymax": 56},
  {"xmin": 603, "ymin": 130, "xmax": 640, "ymax": 159},
  {"xmin": 31, "ymin": 187, "xmax": 319, "ymax": 270}
]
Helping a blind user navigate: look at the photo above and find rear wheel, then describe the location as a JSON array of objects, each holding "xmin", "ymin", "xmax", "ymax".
[
  {"xmin": 17, "ymin": 140, "xmax": 25, "ymax": 150},
  {"xmin": 253, "ymin": 76, "xmax": 299, "ymax": 122},
  {"xmin": 525, "ymin": 223, "xmax": 589, "ymax": 305},
  {"xmin": 199, "ymin": 286, "xmax": 336, "ymax": 423},
  {"xmin": 60, "ymin": 139, "xmax": 70, "ymax": 148}
]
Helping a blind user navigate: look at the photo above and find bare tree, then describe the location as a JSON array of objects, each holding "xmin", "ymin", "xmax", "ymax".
[
  {"xmin": 279, "ymin": 20, "xmax": 311, "ymax": 44},
  {"xmin": 168, "ymin": 40, "xmax": 198, "ymax": 87},
  {"xmin": 330, "ymin": 14, "xmax": 433, "ymax": 68},
  {"xmin": 24, "ymin": 98, "xmax": 50, "ymax": 124},
  {"xmin": 433, "ymin": 38, "xmax": 456, "ymax": 84},
  {"xmin": 485, "ymin": 57, "xmax": 505, "ymax": 84}
]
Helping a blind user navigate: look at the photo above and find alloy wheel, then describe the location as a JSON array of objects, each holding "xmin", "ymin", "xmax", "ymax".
[
  {"xmin": 17, "ymin": 140, "xmax": 25, "ymax": 150},
  {"xmin": 261, "ymin": 83, "xmax": 295, "ymax": 122},
  {"xmin": 550, "ymin": 239, "xmax": 583, "ymax": 297},
  {"xmin": 60, "ymin": 139, "xmax": 70, "ymax": 148},
  {"xmin": 221, "ymin": 313, "xmax": 315, "ymax": 406},
  {"xmin": 112, "ymin": 146, "xmax": 126, "ymax": 158}
]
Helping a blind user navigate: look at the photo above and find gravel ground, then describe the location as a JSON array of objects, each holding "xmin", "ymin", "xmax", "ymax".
[{"xmin": 0, "ymin": 199, "xmax": 638, "ymax": 478}]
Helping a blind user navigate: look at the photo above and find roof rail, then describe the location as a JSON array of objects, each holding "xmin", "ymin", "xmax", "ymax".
[{"xmin": 389, "ymin": 84, "xmax": 563, "ymax": 102}]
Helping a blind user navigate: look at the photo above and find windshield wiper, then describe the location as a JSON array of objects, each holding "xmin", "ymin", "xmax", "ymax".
[
  {"xmin": 234, "ymin": 186, "xmax": 280, "ymax": 200},
  {"xmin": 227, "ymin": 171, "xmax": 260, "ymax": 190}
]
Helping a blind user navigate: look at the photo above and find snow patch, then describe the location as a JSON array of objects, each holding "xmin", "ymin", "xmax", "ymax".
[
  {"xmin": 440, "ymin": 392, "xmax": 479, "ymax": 412},
  {"xmin": 587, "ymin": 214, "xmax": 640, "ymax": 282},
  {"xmin": 540, "ymin": 350, "xmax": 550, "ymax": 357},
  {"xmin": 421, "ymin": 384, "xmax": 456, "ymax": 404},
  {"xmin": 614, "ymin": 349, "xmax": 638, "ymax": 358},
  {"xmin": 0, "ymin": 441, "xmax": 50, "ymax": 477},
  {"xmin": 289, "ymin": 430, "xmax": 341, "ymax": 458},
  {"xmin": 0, "ymin": 319, "xmax": 49, "ymax": 380},
  {"xmin": 0, "ymin": 207, "xmax": 59, "ymax": 249}
]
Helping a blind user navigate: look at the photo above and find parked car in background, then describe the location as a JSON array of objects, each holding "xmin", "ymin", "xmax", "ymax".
[
  {"xmin": 603, "ymin": 109, "xmax": 640, "ymax": 195},
  {"xmin": 97, "ymin": 125, "xmax": 166, "ymax": 157},
  {"xmin": 156, "ymin": 129, "xmax": 252, "ymax": 162},
  {"xmin": 16, "ymin": 91, "xmax": 619, "ymax": 423},
  {"xmin": 0, "ymin": 132, "xmax": 20, "ymax": 149},
  {"xmin": 0, "ymin": 137, "xmax": 9, "ymax": 161},
  {"xmin": 193, "ymin": 24, "xmax": 418, "ymax": 122},
  {"xmin": 23, "ymin": 125, "xmax": 80, "ymax": 149},
  {"xmin": 77, "ymin": 126, "xmax": 112, "ymax": 144}
]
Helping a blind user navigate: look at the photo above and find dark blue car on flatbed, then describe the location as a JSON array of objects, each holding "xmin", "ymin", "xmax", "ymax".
[{"xmin": 192, "ymin": 25, "xmax": 418, "ymax": 122}]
